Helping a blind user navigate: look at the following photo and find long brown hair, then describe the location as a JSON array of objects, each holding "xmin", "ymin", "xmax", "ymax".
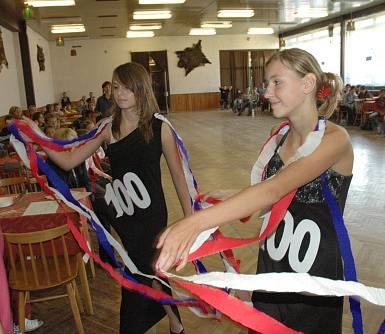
[
  {"xmin": 111, "ymin": 62, "xmax": 159, "ymax": 142},
  {"xmin": 266, "ymin": 48, "xmax": 343, "ymax": 119}
]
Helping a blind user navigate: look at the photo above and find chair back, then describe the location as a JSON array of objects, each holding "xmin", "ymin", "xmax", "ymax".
[
  {"xmin": 0, "ymin": 176, "xmax": 28, "ymax": 194},
  {"xmin": 3, "ymin": 224, "xmax": 79, "ymax": 291}
]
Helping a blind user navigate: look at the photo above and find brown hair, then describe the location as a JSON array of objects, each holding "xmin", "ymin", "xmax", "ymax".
[
  {"xmin": 111, "ymin": 62, "xmax": 159, "ymax": 142},
  {"xmin": 9, "ymin": 106, "xmax": 21, "ymax": 117},
  {"xmin": 266, "ymin": 48, "xmax": 343, "ymax": 119}
]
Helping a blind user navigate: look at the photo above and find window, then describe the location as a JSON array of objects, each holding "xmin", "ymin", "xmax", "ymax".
[
  {"xmin": 285, "ymin": 25, "xmax": 341, "ymax": 76},
  {"xmin": 345, "ymin": 12, "xmax": 385, "ymax": 86}
]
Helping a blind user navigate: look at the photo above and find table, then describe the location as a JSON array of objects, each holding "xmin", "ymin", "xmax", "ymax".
[{"xmin": 0, "ymin": 189, "xmax": 95, "ymax": 314}]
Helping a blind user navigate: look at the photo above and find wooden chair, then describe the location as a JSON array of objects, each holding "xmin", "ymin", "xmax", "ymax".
[
  {"xmin": 3, "ymin": 225, "xmax": 89, "ymax": 334},
  {"xmin": 28, "ymin": 176, "xmax": 46, "ymax": 193},
  {"xmin": 0, "ymin": 176, "xmax": 28, "ymax": 194}
]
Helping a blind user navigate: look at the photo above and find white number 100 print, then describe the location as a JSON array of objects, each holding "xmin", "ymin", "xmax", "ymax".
[{"xmin": 104, "ymin": 172, "xmax": 151, "ymax": 217}]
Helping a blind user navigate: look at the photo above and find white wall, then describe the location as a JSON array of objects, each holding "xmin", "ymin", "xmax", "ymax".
[
  {"xmin": 50, "ymin": 34, "xmax": 278, "ymax": 100},
  {"xmin": 27, "ymin": 26, "xmax": 55, "ymax": 107},
  {"xmin": 0, "ymin": 26, "xmax": 26, "ymax": 115}
]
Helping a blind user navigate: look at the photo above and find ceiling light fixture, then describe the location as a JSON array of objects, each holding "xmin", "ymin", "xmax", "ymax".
[
  {"xmin": 51, "ymin": 24, "xmax": 85, "ymax": 33},
  {"xmin": 139, "ymin": 0, "xmax": 185, "ymax": 3},
  {"xmin": 126, "ymin": 30, "xmax": 155, "ymax": 38},
  {"xmin": 189, "ymin": 28, "xmax": 216, "ymax": 35},
  {"xmin": 217, "ymin": 9, "xmax": 254, "ymax": 18},
  {"xmin": 129, "ymin": 23, "xmax": 162, "ymax": 30},
  {"xmin": 201, "ymin": 21, "xmax": 232, "ymax": 28},
  {"xmin": 133, "ymin": 10, "xmax": 172, "ymax": 20},
  {"xmin": 24, "ymin": 0, "xmax": 75, "ymax": 7},
  {"xmin": 247, "ymin": 27, "xmax": 274, "ymax": 35}
]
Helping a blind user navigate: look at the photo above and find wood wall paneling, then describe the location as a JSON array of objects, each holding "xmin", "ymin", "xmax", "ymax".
[{"xmin": 170, "ymin": 92, "xmax": 220, "ymax": 112}]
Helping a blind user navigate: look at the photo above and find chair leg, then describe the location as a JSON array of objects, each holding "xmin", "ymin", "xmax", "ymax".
[
  {"xmin": 66, "ymin": 283, "xmax": 84, "ymax": 334},
  {"xmin": 89, "ymin": 257, "xmax": 96, "ymax": 278},
  {"xmin": 78, "ymin": 255, "xmax": 94, "ymax": 315},
  {"xmin": 18, "ymin": 291, "xmax": 25, "ymax": 334},
  {"xmin": 72, "ymin": 281, "xmax": 84, "ymax": 314}
]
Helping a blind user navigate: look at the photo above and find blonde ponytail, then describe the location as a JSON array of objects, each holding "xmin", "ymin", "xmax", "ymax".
[{"xmin": 317, "ymin": 72, "xmax": 343, "ymax": 119}]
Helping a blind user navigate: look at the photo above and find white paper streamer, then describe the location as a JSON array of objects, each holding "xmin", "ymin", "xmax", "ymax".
[{"xmin": 166, "ymin": 271, "xmax": 385, "ymax": 307}]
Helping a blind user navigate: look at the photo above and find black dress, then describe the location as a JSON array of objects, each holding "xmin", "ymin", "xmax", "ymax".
[
  {"xmin": 105, "ymin": 118, "xmax": 171, "ymax": 333},
  {"xmin": 252, "ymin": 134, "xmax": 352, "ymax": 334}
]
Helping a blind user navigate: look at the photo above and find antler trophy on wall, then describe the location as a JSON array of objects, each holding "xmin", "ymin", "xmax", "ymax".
[
  {"xmin": 175, "ymin": 40, "xmax": 211, "ymax": 76},
  {"xmin": 0, "ymin": 29, "xmax": 9, "ymax": 73},
  {"xmin": 37, "ymin": 45, "xmax": 45, "ymax": 71}
]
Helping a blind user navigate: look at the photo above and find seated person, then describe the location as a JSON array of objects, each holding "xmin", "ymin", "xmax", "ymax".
[
  {"xmin": 45, "ymin": 113, "xmax": 60, "ymax": 130},
  {"xmin": 28, "ymin": 105, "xmax": 37, "ymax": 116},
  {"xmin": 44, "ymin": 125, "xmax": 56, "ymax": 138},
  {"xmin": 0, "ymin": 115, "xmax": 13, "ymax": 140},
  {"xmin": 32, "ymin": 112, "xmax": 45, "ymax": 130},
  {"xmin": 45, "ymin": 104, "xmax": 54, "ymax": 114},
  {"xmin": 369, "ymin": 89, "xmax": 385, "ymax": 133},
  {"xmin": 357, "ymin": 85, "xmax": 373, "ymax": 99},
  {"xmin": 76, "ymin": 99, "xmax": 86, "ymax": 114},
  {"xmin": 46, "ymin": 128, "xmax": 91, "ymax": 193},
  {"xmin": 72, "ymin": 109, "xmax": 93, "ymax": 130},
  {"xmin": 8, "ymin": 106, "xmax": 23, "ymax": 120}
]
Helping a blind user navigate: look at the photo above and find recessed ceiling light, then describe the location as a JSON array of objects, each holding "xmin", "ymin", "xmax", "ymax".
[
  {"xmin": 247, "ymin": 27, "xmax": 274, "ymax": 35},
  {"xmin": 129, "ymin": 23, "xmax": 162, "ymax": 30},
  {"xmin": 201, "ymin": 21, "xmax": 232, "ymax": 28},
  {"xmin": 51, "ymin": 24, "xmax": 85, "ymax": 33},
  {"xmin": 25, "ymin": 0, "xmax": 75, "ymax": 7},
  {"xmin": 139, "ymin": 0, "xmax": 185, "ymax": 3},
  {"xmin": 189, "ymin": 28, "xmax": 216, "ymax": 35},
  {"xmin": 126, "ymin": 30, "xmax": 155, "ymax": 38},
  {"xmin": 133, "ymin": 10, "xmax": 172, "ymax": 20},
  {"xmin": 217, "ymin": 9, "xmax": 254, "ymax": 18}
]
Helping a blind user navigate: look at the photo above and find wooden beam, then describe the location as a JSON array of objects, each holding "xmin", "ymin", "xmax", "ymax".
[{"xmin": 19, "ymin": 20, "xmax": 36, "ymax": 106}]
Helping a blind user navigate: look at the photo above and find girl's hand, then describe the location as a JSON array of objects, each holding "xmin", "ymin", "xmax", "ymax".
[{"xmin": 155, "ymin": 218, "xmax": 201, "ymax": 272}]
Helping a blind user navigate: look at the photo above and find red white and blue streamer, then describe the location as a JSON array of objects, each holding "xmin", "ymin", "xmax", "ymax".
[{"xmin": 8, "ymin": 117, "xmax": 385, "ymax": 334}]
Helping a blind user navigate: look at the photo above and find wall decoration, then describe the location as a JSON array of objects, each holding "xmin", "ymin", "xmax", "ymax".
[
  {"xmin": 0, "ymin": 29, "xmax": 9, "ymax": 73},
  {"xmin": 175, "ymin": 40, "xmax": 211, "ymax": 76},
  {"xmin": 37, "ymin": 45, "xmax": 45, "ymax": 71},
  {"xmin": 70, "ymin": 49, "xmax": 77, "ymax": 56}
]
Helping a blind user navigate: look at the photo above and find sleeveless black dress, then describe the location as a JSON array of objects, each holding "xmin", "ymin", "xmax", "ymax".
[
  {"xmin": 252, "ymin": 133, "xmax": 352, "ymax": 334},
  {"xmin": 105, "ymin": 118, "xmax": 171, "ymax": 333}
]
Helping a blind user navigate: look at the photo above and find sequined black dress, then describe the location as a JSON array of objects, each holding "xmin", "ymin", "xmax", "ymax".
[{"xmin": 252, "ymin": 134, "xmax": 352, "ymax": 334}]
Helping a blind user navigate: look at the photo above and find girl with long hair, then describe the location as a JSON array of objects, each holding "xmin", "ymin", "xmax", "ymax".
[
  {"xmin": 24, "ymin": 62, "xmax": 188, "ymax": 334},
  {"xmin": 156, "ymin": 48, "xmax": 353, "ymax": 334}
]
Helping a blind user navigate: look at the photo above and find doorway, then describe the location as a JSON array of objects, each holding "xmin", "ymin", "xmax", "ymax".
[{"xmin": 131, "ymin": 50, "xmax": 170, "ymax": 113}]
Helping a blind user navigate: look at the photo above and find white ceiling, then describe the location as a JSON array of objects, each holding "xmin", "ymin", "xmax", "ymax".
[{"xmin": 25, "ymin": 0, "xmax": 385, "ymax": 40}]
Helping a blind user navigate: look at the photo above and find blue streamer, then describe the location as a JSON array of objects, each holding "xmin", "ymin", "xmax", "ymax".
[
  {"xmin": 9, "ymin": 124, "xmax": 196, "ymax": 305},
  {"xmin": 320, "ymin": 174, "xmax": 363, "ymax": 334}
]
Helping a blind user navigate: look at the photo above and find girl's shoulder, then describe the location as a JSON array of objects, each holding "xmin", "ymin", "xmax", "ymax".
[{"xmin": 325, "ymin": 120, "xmax": 350, "ymax": 144}]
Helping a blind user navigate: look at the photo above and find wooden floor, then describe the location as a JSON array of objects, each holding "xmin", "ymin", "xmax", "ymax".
[{"xmin": 30, "ymin": 110, "xmax": 385, "ymax": 334}]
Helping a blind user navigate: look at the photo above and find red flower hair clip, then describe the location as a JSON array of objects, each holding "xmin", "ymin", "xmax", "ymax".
[{"xmin": 317, "ymin": 86, "xmax": 331, "ymax": 101}]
